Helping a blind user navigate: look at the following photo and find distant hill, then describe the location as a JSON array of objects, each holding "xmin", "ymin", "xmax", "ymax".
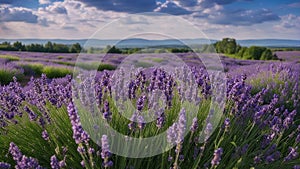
[
  {"xmin": 236, "ymin": 39, "xmax": 300, "ymax": 47},
  {"xmin": 0, "ymin": 38, "xmax": 299, "ymax": 48}
]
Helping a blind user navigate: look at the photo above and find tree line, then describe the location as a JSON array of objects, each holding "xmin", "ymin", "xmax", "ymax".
[
  {"xmin": 214, "ymin": 38, "xmax": 278, "ymax": 60},
  {"xmin": 0, "ymin": 41, "xmax": 82, "ymax": 53}
]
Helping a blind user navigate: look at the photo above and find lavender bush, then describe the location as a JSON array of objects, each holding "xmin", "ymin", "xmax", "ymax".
[{"xmin": 0, "ymin": 57, "xmax": 299, "ymax": 169}]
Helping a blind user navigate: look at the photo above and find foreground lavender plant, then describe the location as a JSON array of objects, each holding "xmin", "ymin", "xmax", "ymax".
[
  {"xmin": 0, "ymin": 62, "xmax": 299, "ymax": 169},
  {"xmin": 0, "ymin": 162, "xmax": 11, "ymax": 169},
  {"xmin": 67, "ymin": 102, "xmax": 90, "ymax": 144},
  {"xmin": 9, "ymin": 142, "xmax": 43, "ymax": 169},
  {"xmin": 101, "ymin": 135, "xmax": 113, "ymax": 168},
  {"xmin": 211, "ymin": 148, "xmax": 223, "ymax": 168}
]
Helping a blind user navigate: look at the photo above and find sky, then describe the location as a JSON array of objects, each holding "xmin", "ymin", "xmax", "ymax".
[{"xmin": 0, "ymin": 0, "xmax": 299, "ymax": 40}]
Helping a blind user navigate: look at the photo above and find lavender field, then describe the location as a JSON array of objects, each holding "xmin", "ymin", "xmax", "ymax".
[{"xmin": 0, "ymin": 50, "xmax": 299, "ymax": 169}]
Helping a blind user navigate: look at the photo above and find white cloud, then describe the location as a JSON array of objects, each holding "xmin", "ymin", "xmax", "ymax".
[
  {"xmin": 0, "ymin": 0, "xmax": 298, "ymax": 40},
  {"xmin": 39, "ymin": 0, "xmax": 51, "ymax": 5},
  {"xmin": 0, "ymin": 6, "xmax": 38, "ymax": 23}
]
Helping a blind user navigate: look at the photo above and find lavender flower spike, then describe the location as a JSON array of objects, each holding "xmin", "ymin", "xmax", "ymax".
[
  {"xmin": 67, "ymin": 101, "xmax": 90, "ymax": 144},
  {"xmin": 190, "ymin": 117, "xmax": 198, "ymax": 133},
  {"xmin": 0, "ymin": 162, "xmax": 11, "ymax": 169},
  {"xmin": 50, "ymin": 155, "xmax": 60, "ymax": 169},
  {"xmin": 176, "ymin": 108, "xmax": 186, "ymax": 144},
  {"xmin": 284, "ymin": 147, "xmax": 299, "ymax": 162},
  {"xmin": 9, "ymin": 142, "xmax": 43, "ymax": 169},
  {"xmin": 211, "ymin": 148, "xmax": 223, "ymax": 167},
  {"xmin": 101, "ymin": 135, "xmax": 113, "ymax": 168}
]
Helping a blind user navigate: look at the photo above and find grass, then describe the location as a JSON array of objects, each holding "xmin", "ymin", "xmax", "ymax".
[
  {"xmin": 76, "ymin": 62, "xmax": 117, "ymax": 71},
  {"xmin": 0, "ymin": 69, "xmax": 24, "ymax": 85},
  {"xmin": 20, "ymin": 63, "xmax": 72, "ymax": 78},
  {"xmin": 57, "ymin": 56, "xmax": 64, "ymax": 59},
  {"xmin": 224, "ymin": 54, "xmax": 246, "ymax": 60},
  {"xmin": 145, "ymin": 57, "xmax": 166, "ymax": 63},
  {"xmin": 20, "ymin": 63, "xmax": 44, "ymax": 76},
  {"xmin": 0, "ymin": 55, "xmax": 20, "ymax": 61},
  {"xmin": 42, "ymin": 66, "xmax": 72, "ymax": 78},
  {"xmin": 134, "ymin": 61, "xmax": 154, "ymax": 68},
  {"xmin": 53, "ymin": 61, "xmax": 75, "ymax": 66}
]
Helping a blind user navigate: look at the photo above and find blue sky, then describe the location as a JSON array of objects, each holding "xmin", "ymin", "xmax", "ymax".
[{"xmin": 0, "ymin": 0, "xmax": 299, "ymax": 39}]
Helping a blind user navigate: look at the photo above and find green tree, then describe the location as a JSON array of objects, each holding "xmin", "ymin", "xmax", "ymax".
[
  {"xmin": 237, "ymin": 47, "xmax": 247, "ymax": 58},
  {"xmin": 106, "ymin": 46, "xmax": 122, "ymax": 53},
  {"xmin": 243, "ymin": 46, "xmax": 266, "ymax": 60},
  {"xmin": 13, "ymin": 41, "xmax": 25, "ymax": 51},
  {"xmin": 215, "ymin": 38, "xmax": 238, "ymax": 54},
  {"xmin": 69, "ymin": 43, "xmax": 82, "ymax": 53},
  {"xmin": 261, "ymin": 49, "xmax": 273, "ymax": 60},
  {"xmin": 45, "ymin": 41, "xmax": 53, "ymax": 52}
]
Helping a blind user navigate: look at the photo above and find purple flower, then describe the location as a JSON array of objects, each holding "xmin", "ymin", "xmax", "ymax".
[
  {"xmin": 88, "ymin": 147, "xmax": 95, "ymax": 154},
  {"xmin": 101, "ymin": 135, "xmax": 113, "ymax": 168},
  {"xmin": 167, "ymin": 123, "xmax": 177, "ymax": 144},
  {"xmin": 50, "ymin": 155, "xmax": 60, "ymax": 169},
  {"xmin": 296, "ymin": 134, "xmax": 300, "ymax": 144},
  {"xmin": 136, "ymin": 95, "xmax": 146, "ymax": 111},
  {"xmin": 211, "ymin": 148, "xmax": 223, "ymax": 167},
  {"xmin": 42, "ymin": 130, "xmax": 49, "ymax": 141},
  {"xmin": 294, "ymin": 165, "xmax": 300, "ymax": 169},
  {"xmin": 67, "ymin": 102, "xmax": 90, "ymax": 144},
  {"xmin": 24, "ymin": 106, "xmax": 37, "ymax": 121},
  {"xmin": 254, "ymin": 156, "xmax": 262, "ymax": 164},
  {"xmin": 103, "ymin": 100, "xmax": 112, "ymax": 120},
  {"xmin": 156, "ymin": 111, "xmax": 165, "ymax": 129},
  {"xmin": 224, "ymin": 118, "xmax": 230, "ymax": 131},
  {"xmin": 190, "ymin": 117, "xmax": 198, "ymax": 133},
  {"xmin": 0, "ymin": 162, "xmax": 11, "ymax": 169},
  {"xmin": 204, "ymin": 123, "xmax": 213, "ymax": 141},
  {"xmin": 284, "ymin": 147, "xmax": 298, "ymax": 162},
  {"xmin": 265, "ymin": 151, "xmax": 281, "ymax": 164},
  {"xmin": 8, "ymin": 142, "xmax": 42, "ymax": 169},
  {"xmin": 176, "ymin": 109, "xmax": 186, "ymax": 144},
  {"xmin": 80, "ymin": 160, "xmax": 85, "ymax": 167},
  {"xmin": 77, "ymin": 146, "xmax": 85, "ymax": 154},
  {"xmin": 179, "ymin": 154, "xmax": 184, "ymax": 161},
  {"xmin": 59, "ymin": 160, "xmax": 66, "ymax": 168},
  {"xmin": 283, "ymin": 110, "xmax": 297, "ymax": 129},
  {"xmin": 9, "ymin": 142, "xmax": 22, "ymax": 162}
]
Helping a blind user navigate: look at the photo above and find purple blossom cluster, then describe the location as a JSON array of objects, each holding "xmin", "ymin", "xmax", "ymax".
[
  {"xmin": 0, "ymin": 58, "xmax": 299, "ymax": 168},
  {"xmin": 67, "ymin": 101, "xmax": 90, "ymax": 144},
  {"xmin": 167, "ymin": 109, "xmax": 187, "ymax": 145},
  {"xmin": 8, "ymin": 142, "xmax": 43, "ymax": 169},
  {"xmin": 211, "ymin": 148, "xmax": 223, "ymax": 167},
  {"xmin": 101, "ymin": 135, "xmax": 113, "ymax": 168}
]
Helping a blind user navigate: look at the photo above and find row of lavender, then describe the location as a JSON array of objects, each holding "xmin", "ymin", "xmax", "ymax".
[{"xmin": 0, "ymin": 62, "xmax": 299, "ymax": 168}]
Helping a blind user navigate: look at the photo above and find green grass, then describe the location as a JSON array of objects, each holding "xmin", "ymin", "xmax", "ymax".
[
  {"xmin": 145, "ymin": 57, "xmax": 166, "ymax": 63},
  {"xmin": 20, "ymin": 63, "xmax": 72, "ymax": 78},
  {"xmin": 224, "ymin": 54, "xmax": 246, "ymax": 60},
  {"xmin": 134, "ymin": 61, "xmax": 154, "ymax": 68},
  {"xmin": 0, "ymin": 69, "xmax": 24, "ymax": 85},
  {"xmin": 20, "ymin": 63, "xmax": 44, "ymax": 76},
  {"xmin": 53, "ymin": 61, "xmax": 75, "ymax": 66},
  {"xmin": 0, "ymin": 54, "xmax": 20, "ymax": 61},
  {"xmin": 57, "ymin": 56, "xmax": 64, "ymax": 59},
  {"xmin": 76, "ymin": 62, "xmax": 117, "ymax": 71},
  {"xmin": 42, "ymin": 66, "xmax": 72, "ymax": 78}
]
